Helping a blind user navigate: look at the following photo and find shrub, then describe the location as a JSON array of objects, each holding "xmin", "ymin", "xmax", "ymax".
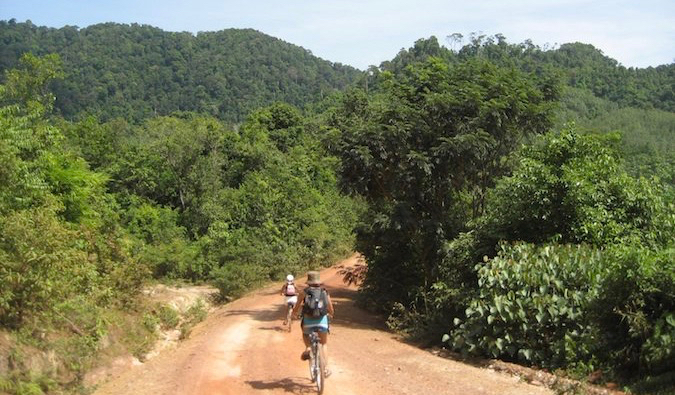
[
  {"xmin": 447, "ymin": 241, "xmax": 675, "ymax": 381},
  {"xmin": 0, "ymin": 203, "xmax": 91, "ymax": 328},
  {"xmin": 155, "ymin": 304, "xmax": 180, "ymax": 330},
  {"xmin": 448, "ymin": 243, "xmax": 603, "ymax": 371},
  {"xmin": 179, "ymin": 299, "xmax": 208, "ymax": 340},
  {"xmin": 211, "ymin": 263, "xmax": 267, "ymax": 301},
  {"xmin": 590, "ymin": 244, "xmax": 675, "ymax": 376}
]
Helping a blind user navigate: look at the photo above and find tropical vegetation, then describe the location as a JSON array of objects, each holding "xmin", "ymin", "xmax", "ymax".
[{"xmin": 0, "ymin": 20, "xmax": 673, "ymax": 394}]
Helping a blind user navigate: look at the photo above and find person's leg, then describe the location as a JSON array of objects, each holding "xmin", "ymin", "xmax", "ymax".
[
  {"xmin": 300, "ymin": 331, "xmax": 311, "ymax": 360},
  {"xmin": 285, "ymin": 302, "xmax": 294, "ymax": 325}
]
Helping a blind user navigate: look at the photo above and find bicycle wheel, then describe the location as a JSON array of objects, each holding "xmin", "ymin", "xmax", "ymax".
[
  {"xmin": 308, "ymin": 347, "xmax": 317, "ymax": 383},
  {"xmin": 286, "ymin": 307, "xmax": 293, "ymax": 332},
  {"xmin": 315, "ymin": 342, "xmax": 325, "ymax": 394}
]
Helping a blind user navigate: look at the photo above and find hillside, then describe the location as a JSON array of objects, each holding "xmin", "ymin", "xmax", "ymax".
[
  {"xmin": 373, "ymin": 35, "xmax": 675, "ymax": 183},
  {"xmin": 0, "ymin": 20, "xmax": 361, "ymax": 123},
  {"xmin": 378, "ymin": 35, "xmax": 674, "ymax": 113}
]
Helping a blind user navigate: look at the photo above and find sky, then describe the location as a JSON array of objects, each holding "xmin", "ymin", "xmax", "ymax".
[{"xmin": 1, "ymin": 0, "xmax": 673, "ymax": 70}]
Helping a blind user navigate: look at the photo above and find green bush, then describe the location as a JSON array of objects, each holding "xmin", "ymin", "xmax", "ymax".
[
  {"xmin": 590, "ymin": 245, "xmax": 675, "ymax": 376},
  {"xmin": 449, "ymin": 243, "xmax": 603, "ymax": 371},
  {"xmin": 482, "ymin": 130, "xmax": 672, "ymax": 248},
  {"xmin": 155, "ymin": 304, "xmax": 180, "ymax": 330},
  {"xmin": 447, "ymin": 241, "xmax": 675, "ymax": 381},
  {"xmin": 211, "ymin": 263, "xmax": 267, "ymax": 301},
  {"xmin": 0, "ymin": 203, "xmax": 91, "ymax": 328},
  {"xmin": 179, "ymin": 299, "xmax": 209, "ymax": 339}
]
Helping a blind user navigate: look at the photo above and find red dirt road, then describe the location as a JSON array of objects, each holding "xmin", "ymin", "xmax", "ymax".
[{"xmin": 93, "ymin": 255, "xmax": 552, "ymax": 395}]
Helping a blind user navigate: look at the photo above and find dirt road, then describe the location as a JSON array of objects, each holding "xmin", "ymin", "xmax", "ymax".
[{"xmin": 93, "ymin": 255, "xmax": 552, "ymax": 395}]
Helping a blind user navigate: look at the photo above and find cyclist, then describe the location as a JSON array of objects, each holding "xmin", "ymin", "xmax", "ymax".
[
  {"xmin": 292, "ymin": 271, "xmax": 334, "ymax": 377},
  {"xmin": 281, "ymin": 274, "xmax": 298, "ymax": 325}
]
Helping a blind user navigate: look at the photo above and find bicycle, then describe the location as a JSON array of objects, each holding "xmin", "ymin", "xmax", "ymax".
[
  {"xmin": 307, "ymin": 330, "xmax": 325, "ymax": 394},
  {"xmin": 284, "ymin": 302, "xmax": 294, "ymax": 332}
]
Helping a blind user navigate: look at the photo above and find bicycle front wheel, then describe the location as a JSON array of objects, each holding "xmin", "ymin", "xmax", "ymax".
[
  {"xmin": 315, "ymin": 344, "xmax": 325, "ymax": 394},
  {"xmin": 308, "ymin": 346, "xmax": 317, "ymax": 383}
]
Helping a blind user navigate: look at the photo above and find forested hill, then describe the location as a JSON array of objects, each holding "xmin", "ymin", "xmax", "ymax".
[
  {"xmin": 379, "ymin": 35, "xmax": 674, "ymax": 113},
  {"xmin": 0, "ymin": 20, "xmax": 361, "ymax": 123}
]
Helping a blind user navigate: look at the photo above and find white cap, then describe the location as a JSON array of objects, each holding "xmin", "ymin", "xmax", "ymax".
[{"xmin": 286, "ymin": 274, "xmax": 294, "ymax": 282}]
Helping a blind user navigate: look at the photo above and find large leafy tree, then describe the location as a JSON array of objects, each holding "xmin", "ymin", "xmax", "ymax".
[{"xmin": 330, "ymin": 57, "xmax": 559, "ymax": 307}]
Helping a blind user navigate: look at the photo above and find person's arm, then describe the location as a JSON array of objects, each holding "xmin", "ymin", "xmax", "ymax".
[
  {"xmin": 291, "ymin": 289, "xmax": 304, "ymax": 318},
  {"xmin": 281, "ymin": 283, "xmax": 287, "ymax": 295}
]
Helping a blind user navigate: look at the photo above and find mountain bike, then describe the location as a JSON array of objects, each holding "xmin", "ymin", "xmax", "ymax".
[{"xmin": 307, "ymin": 331, "xmax": 325, "ymax": 394}]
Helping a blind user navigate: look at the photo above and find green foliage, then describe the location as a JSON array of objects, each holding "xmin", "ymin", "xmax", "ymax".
[
  {"xmin": 155, "ymin": 304, "xmax": 180, "ymax": 330},
  {"xmin": 450, "ymin": 243, "xmax": 603, "ymax": 370},
  {"xmin": 0, "ymin": 52, "xmax": 63, "ymax": 114},
  {"xmin": 628, "ymin": 370, "xmax": 675, "ymax": 395},
  {"xmin": 0, "ymin": 21, "xmax": 360, "ymax": 123},
  {"xmin": 448, "ymin": 242, "xmax": 674, "ymax": 380},
  {"xmin": 0, "ymin": 369, "xmax": 57, "ymax": 395},
  {"xmin": 247, "ymin": 102, "xmax": 305, "ymax": 152},
  {"xmin": 179, "ymin": 299, "xmax": 208, "ymax": 339},
  {"xmin": 125, "ymin": 202, "xmax": 185, "ymax": 245},
  {"xmin": 186, "ymin": 299, "xmax": 208, "ymax": 323},
  {"xmin": 591, "ymin": 245, "xmax": 675, "ymax": 376},
  {"xmin": 383, "ymin": 34, "xmax": 674, "ymax": 112},
  {"xmin": 446, "ymin": 130, "xmax": 674, "ymax": 381},
  {"xmin": 211, "ymin": 263, "xmax": 267, "ymax": 301},
  {"xmin": 0, "ymin": 203, "xmax": 91, "ymax": 328},
  {"xmin": 0, "ymin": 53, "xmax": 155, "ymax": 393},
  {"xmin": 192, "ymin": 104, "xmax": 360, "ymax": 299},
  {"xmin": 557, "ymin": 87, "xmax": 675, "ymax": 185},
  {"xmin": 641, "ymin": 314, "xmax": 675, "ymax": 374},
  {"xmin": 332, "ymin": 56, "xmax": 559, "ymax": 310},
  {"xmin": 482, "ymin": 130, "xmax": 672, "ymax": 247}
]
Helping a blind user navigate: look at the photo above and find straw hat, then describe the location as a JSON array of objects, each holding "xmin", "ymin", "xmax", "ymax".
[{"xmin": 306, "ymin": 271, "xmax": 321, "ymax": 285}]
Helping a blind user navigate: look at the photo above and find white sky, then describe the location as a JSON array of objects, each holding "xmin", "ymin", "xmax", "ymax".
[{"xmin": 1, "ymin": 0, "xmax": 673, "ymax": 70}]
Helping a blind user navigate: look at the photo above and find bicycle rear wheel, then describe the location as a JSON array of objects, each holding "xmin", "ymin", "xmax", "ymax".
[{"xmin": 286, "ymin": 307, "xmax": 293, "ymax": 332}]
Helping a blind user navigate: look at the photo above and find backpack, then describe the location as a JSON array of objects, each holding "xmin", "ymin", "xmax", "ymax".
[
  {"xmin": 285, "ymin": 282, "xmax": 297, "ymax": 296},
  {"xmin": 302, "ymin": 286, "xmax": 327, "ymax": 318}
]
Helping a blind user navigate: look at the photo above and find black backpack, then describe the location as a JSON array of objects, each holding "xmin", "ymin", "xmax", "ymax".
[{"xmin": 302, "ymin": 286, "xmax": 328, "ymax": 318}]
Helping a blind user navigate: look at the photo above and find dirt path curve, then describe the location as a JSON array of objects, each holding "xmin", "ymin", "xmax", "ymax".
[{"xmin": 94, "ymin": 255, "xmax": 552, "ymax": 395}]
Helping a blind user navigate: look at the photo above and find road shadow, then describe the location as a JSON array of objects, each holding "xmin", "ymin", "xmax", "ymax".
[
  {"xmin": 257, "ymin": 324, "xmax": 296, "ymax": 333},
  {"xmin": 322, "ymin": 284, "xmax": 389, "ymax": 331},
  {"xmin": 222, "ymin": 306, "xmax": 284, "ymax": 322},
  {"xmin": 245, "ymin": 377, "xmax": 315, "ymax": 394}
]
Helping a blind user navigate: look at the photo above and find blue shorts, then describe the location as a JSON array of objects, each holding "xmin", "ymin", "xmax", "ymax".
[{"xmin": 301, "ymin": 315, "xmax": 329, "ymax": 334}]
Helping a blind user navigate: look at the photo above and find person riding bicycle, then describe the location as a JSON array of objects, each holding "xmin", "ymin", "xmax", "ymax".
[
  {"xmin": 291, "ymin": 271, "xmax": 334, "ymax": 377},
  {"xmin": 281, "ymin": 274, "xmax": 298, "ymax": 325}
]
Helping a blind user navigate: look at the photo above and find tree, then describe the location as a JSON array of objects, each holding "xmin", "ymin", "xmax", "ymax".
[
  {"xmin": 0, "ymin": 52, "xmax": 63, "ymax": 114},
  {"xmin": 481, "ymin": 130, "xmax": 672, "ymax": 247},
  {"xmin": 331, "ymin": 57, "xmax": 559, "ymax": 308}
]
